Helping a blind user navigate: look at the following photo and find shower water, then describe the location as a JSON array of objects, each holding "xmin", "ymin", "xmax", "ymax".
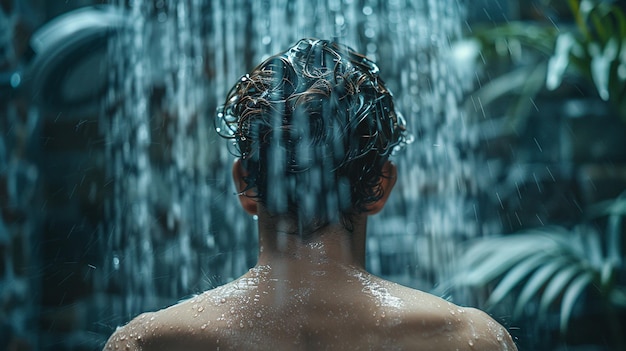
[{"xmin": 101, "ymin": 0, "xmax": 482, "ymax": 321}]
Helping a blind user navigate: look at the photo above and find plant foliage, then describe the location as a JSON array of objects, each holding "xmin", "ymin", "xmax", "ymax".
[
  {"xmin": 455, "ymin": 192, "xmax": 625, "ymax": 340},
  {"xmin": 465, "ymin": 0, "xmax": 626, "ymax": 126}
]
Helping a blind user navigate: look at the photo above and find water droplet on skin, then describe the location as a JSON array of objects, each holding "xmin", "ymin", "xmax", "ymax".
[
  {"xmin": 468, "ymin": 340, "xmax": 474, "ymax": 347},
  {"xmin": 239, "ymin": 321, "xmax": 245, "ymax": 328},
  {"xmin": 198, "ymin": 306, "xmax": 204, "ymax": 312},
  {"xmin": 496, "ymin": 327, "xmax": 505, "ymax": 342},
  {"xmin": 201, "ymin": 323, "xmax": 207, "ymax": 330},
  {"xmin": 220, "ymin": 298, "xmax": 227, "ymax": 304},
  {"xmin": 256, "ymin": 312, "xmax": 262, "ymax": 318}
]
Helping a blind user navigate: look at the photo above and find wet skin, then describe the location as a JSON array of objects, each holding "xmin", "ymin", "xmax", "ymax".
[
  {"xmin": 104, "ymin": 161, "xmax": 517, "ymax": 350},
  {"xmin": 104, "ymin": 260, "xmax": 517, "ymax": 351}
]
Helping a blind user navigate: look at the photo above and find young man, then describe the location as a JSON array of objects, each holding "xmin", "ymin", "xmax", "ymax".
[{"xmin": 104, "ymin": 38, "xmax": 517, "ymax": 350}]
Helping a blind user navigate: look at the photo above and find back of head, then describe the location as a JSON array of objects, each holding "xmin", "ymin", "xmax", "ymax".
[{"xmin": 216, "ymin": 38, "xmax": 406, "ymax": 233}]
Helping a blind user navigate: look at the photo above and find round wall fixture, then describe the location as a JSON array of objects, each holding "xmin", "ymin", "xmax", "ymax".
[{"xmin": 5, "ymin": 5, "xmax": 129, "ymax": 114}]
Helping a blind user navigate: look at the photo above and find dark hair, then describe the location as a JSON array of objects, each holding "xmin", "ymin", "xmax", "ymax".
[{"xmin": 216, "ymin": 38, "xmax": 407, "ymax": 229}]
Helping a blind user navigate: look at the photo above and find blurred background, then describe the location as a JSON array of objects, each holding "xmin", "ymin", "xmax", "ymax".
[{"xmin": 1, "ymin": 0, "xmax": 625, "ymax": 350}]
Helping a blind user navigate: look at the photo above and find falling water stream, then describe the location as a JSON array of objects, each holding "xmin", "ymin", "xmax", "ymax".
[{"xmin": 101, "ymin": 0, "xmax": 481, "ymax": 321}]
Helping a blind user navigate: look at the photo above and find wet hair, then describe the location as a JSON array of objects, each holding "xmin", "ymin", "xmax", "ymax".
[{"xmin": 216, "ymin": 38, "xmax": 407, "ymax": 230}]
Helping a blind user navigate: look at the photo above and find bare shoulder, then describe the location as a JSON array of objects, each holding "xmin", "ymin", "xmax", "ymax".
[
  {"xmin": 102, "ymin": 274, "xmax": 272, "ymax": 351},
  {"xmin": 459, "ymin": 307, "xmax": 518, "ymax": 351},
  {"xmin": 103, "ymin": 293, "xmax": 223, "ymax": 351},
  {"xmin": 103, "ymin": 312, "xmax": 150, "ymax": 351},
  {"xmin": 378, "ymin": 281, "xmax": 517, "ymax": 351}
]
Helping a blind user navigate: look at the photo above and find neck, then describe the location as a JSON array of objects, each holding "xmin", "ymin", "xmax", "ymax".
[{"xmin": 255, "ymin": 211, "xmax": 367, "ymax": 270}]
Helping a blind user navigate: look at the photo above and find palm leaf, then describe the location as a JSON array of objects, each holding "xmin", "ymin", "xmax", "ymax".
[
  {"xmin": 539, "ymin": 265, "xmax": 583, "ymax": 315},
  {"xmin": 600, "ymin": 261, "xmax": 615, "ymax": 294},
  {"xmin": 486, "ymin": 251, "xmax": 556, "ymax": 308},
  {"xmin": 607, "ymin": 213, "xmax": 623, "ymax": 264},
  {"xmin": 460, "ymin": 237, "xmax": 543, "ymax": 285},
  {"xmin": 514, "ymin": 257, "xmax": 571, "ymax": 316},
  {"xmin": 560, "ymin": 272, "xmax": 594, "ymax": 334},
  {"xmin": 458, "ymin": 229, "xmax": 571, "ymax": 286},
  {"xmin": 568, "ymin": 0, "xmax": 588, "ymax": 39},
  {"xmin": 587, "ymin": 191, "xmax": 626, "ymax": 217},
  {"xmin": 580, "ymin": 226, "xmax": 603, "ymax": 268}
]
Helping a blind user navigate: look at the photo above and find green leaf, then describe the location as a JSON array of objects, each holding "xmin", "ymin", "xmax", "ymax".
[
  {"xmin": 579, "ymin": 0, "xmax": 597, "ymax": 26},
  {"xmin": 580, "ymin": 226, "xmax": 603, "ymax": 269},
  {"xmin": 486, "ymin": 251, "xmax": 554, "ymax": 307},
  {"xmin": 460, "ymin": 246, "xmax": 534, "ymax": 285},
  {"xmin": 587, "ymin": 191, "xmax": 626, "ymax": 217},
  {"xmin": 547, "ymin": 33, "xmax": 576, "ymax": 90},
  {"xmin": 590, "ymin": 40, "xmax": 619, "ymax": 101},
  {"xmin": 458, "ymin": 233, "xmax": 562, "ymax": 286},
  {"xmin": 457, "ymin": 230, "xmax": 575, "ymax": 286},
  {"xmin": 600, "ymin": 261, "xmax": 615, "ymax": 294},
  {"xmin": 607, "ymin": 213, "xmax": 623, "ymax": 264},
  {"xmin": 514, "ymin": 258, "xmax": 571, "ymax": 317},
  {"xmin": 468, "ymin": 66, "xmax": 536, "ymax": 107},
  {"xmin": 560, "ymin": 272, "xmax": 593, "ymax": 334},
  {"xmin": 590, "ymin": 10, "xmax": 609, "ymax": 43},
  {"xmin": 571, "ymin": 0, "xmax": 590, "ymax": 40},
  {"xmin": 507, "ymin": 63, "xmax": 548, "ymax": 131},
  {"xmin": 615, "ymin": 6, "xmax": 626, "ymax": 40},
  {"xmin": 539, "ymin": 265, "xmax": 582, "ymax": 314}
]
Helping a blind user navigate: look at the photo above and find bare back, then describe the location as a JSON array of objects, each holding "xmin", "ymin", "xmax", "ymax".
[{"xmin": 104, "ymin": 265, "xmax": 517, "ymax": 350}]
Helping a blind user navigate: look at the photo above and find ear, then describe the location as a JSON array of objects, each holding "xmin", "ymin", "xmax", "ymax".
[
  {"xmin": 232, "ymin": 159, "xmax": 258, "ymax": 215},
  {"xmin": 365, "ymin": 161, "xmax": 397, "ymax": 215}
]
